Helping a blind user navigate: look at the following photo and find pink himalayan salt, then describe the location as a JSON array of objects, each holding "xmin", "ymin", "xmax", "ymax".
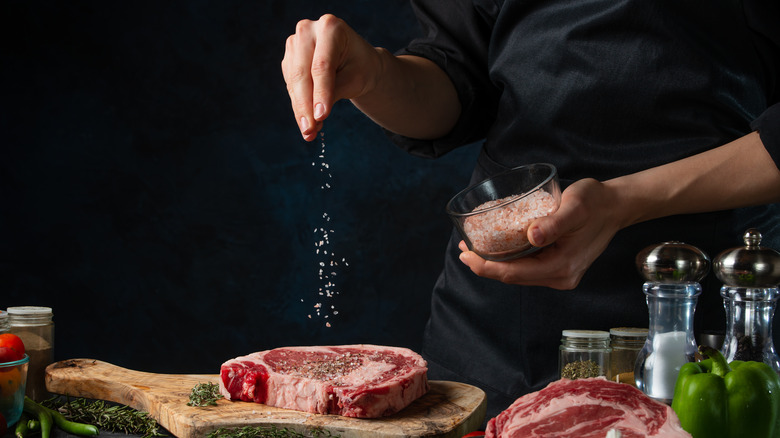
[{"xmin": 464, "ymin": 190, "xmax": 557, "ymax": 254}]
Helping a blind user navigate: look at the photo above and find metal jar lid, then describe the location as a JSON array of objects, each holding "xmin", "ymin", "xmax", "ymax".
[
  {"xmin": 635, "ymin": 241, "xmax": 710, "ymax": 283},
  {"xmin": 714, "ymin": 229, "xmax": 780, "ymax": 287}
]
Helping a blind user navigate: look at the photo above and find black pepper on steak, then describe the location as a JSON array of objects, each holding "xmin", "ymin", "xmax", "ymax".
[{"xmin": 273, "ymin": 352, "xmax": 368, "ymax": 381}]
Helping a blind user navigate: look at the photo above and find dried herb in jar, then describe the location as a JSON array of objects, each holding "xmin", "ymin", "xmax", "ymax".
[{"xmin": 561, "ymin": 360, "xmax": 602, "ymax": 380}]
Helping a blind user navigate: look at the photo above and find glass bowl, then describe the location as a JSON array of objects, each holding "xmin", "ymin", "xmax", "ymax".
[
  {"xmin": 446, "ymin": 163, "xmax": 561, "ymax": 261},
  {"xmin": 0, "ymin": 354, "xmax": 29, "ymax": 426}
]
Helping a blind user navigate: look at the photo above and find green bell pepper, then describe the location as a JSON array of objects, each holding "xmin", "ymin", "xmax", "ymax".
[{"xmin": 671, "ymin": 346, "xmax": 780, "ymax": 438}]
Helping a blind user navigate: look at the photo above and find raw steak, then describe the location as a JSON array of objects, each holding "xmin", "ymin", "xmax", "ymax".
[
  {"xmin": 485, "ymin": 378, "xmax": 691, "ymax": 438},
  {"xmin": 219, "ymin": 344, "xmax": 429, "ymax": 418}
]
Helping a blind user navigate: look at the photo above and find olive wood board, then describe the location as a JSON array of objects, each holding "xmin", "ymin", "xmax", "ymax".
[{"xmin": 45, "ymin": 359, "xmax": 487, "ymax": 438}]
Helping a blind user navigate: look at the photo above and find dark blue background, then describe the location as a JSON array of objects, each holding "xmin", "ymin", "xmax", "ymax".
[{"xmin": 0, "ymin": 1, "xmax": 479, "ymax": 373}]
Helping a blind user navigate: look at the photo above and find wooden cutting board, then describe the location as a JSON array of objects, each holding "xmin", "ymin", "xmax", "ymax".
[{"xmin": 45, "ymin": 359, "xmax": 487, "ymax": 438}]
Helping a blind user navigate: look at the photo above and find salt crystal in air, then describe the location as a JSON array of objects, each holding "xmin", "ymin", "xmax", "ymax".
[{"xmin": 308, "ymin": 132, "xmax": 349, "ymax": 328}]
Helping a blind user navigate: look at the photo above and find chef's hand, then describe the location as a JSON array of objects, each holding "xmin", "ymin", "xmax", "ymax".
[
  {"xmin": 457, "ymin": 178, "xmax": 624, "ymax": 290},
  {"xmin": 282, "ymin": 14, "xmax": 383, "ymax": 142}
]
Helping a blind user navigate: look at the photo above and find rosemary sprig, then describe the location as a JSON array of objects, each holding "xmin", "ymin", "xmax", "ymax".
[
  {"xmin": 207, "ymin": 426, "xmax": 339, "ymax": 438},
  {"xmin": 188, "ymin": 382, "xmax": 224, "ymax": 407},
  {"xmin": 42, "ymin": 397, "xmax": 166, "ymax": 438}
]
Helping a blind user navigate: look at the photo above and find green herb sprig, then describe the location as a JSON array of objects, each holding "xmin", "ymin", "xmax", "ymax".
[
  {"xmin": 188, "ymin": 382, "xmax": 224, "ymax": 407},
  {"xmin": 207, "ymin": 426, "xmax": 338, "ymax": 438},
  {"xmin": 41, "ymin": 397, "xmax": 165, "ymax": 438}
]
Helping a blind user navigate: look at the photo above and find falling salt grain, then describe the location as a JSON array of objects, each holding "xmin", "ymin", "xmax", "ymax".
[{"xmin": 307, "ymin": 131, "xmax": 349, "ymax": 329}]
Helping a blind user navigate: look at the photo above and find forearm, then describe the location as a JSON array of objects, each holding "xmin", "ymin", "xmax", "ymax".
[
  {"xmin": 607, "ymin": 131, "xmax": 780, "ymax": 229},
  {"xmin": 351, "ymin": 51, "xmax": 460, "ymax": 140}
]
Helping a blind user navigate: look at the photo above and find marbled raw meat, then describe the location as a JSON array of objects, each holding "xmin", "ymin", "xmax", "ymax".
[
  {"xmin": 485, "ymin": 377, "xmax": 691, "ymax": 438},
  {"xmin": 219, "ymin": 344, "xmax": 428, "ymax": 418}
]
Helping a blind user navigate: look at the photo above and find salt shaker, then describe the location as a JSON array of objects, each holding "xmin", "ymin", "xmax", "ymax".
[
  {"xmin": 7, "ymin": 306, "xmax": 54, "ymax": 401},
  {"xmin": 714, "ymin": 229, "xmax": 780, "ymax": 373},
  {"xmin": 634, "ymin": 241, "xmax": 710, "ymax": 404}
]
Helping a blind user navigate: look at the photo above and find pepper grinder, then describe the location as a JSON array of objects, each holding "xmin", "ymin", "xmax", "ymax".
[
  {"xmin": 714, "ymin": 228, "xmax": 780, "ymax": 373},
  {"xmin": 634, "ymin": 241, "xmax": 710, "ymax": 404}
]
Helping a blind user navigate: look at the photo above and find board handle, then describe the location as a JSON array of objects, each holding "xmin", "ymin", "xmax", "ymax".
[{"xmin": 45, "ymin": 358, "xmax": 217, "ymax": 412}]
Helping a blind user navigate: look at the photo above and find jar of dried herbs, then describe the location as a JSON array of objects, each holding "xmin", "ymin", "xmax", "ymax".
[{"xmin": 559, "ymin": 330, "xmax": 611, "ymax": 380}]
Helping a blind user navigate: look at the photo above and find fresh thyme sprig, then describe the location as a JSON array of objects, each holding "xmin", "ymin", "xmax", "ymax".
[
  {"xmin": 41, "ymin": 397, "xmax": 165, "ymax": 438},
  {"xmin": 207, "ymin": 426, "xmax": 339, "ymax": 438},
  {"xmin": 188, "ymin": 382, "xmax": 224, "ymax": 407}
]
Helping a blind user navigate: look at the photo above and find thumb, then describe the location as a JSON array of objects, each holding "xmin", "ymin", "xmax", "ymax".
[{"xmin": 527, "ymin": 199, "xmax": 581, "ymax": 247}]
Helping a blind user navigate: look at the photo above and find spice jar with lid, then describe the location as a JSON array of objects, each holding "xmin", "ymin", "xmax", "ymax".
[
  {"xmin": 559, "ymin": 330, "xmax": 612, "ymax": 380},
  {"xmin": 8, "ymin": 306, "xmax": 54, "ymax": 401},
  {"xmin": 609, "ymin": 327, "xmax": 648, "ymax": 386},
  {"xmin": 634, "ymin": 241, "xmax": 710, "ymax": 404},
  {"xmin": 714, "ymin": 228, "xmax": 780, "ymax": 373}
]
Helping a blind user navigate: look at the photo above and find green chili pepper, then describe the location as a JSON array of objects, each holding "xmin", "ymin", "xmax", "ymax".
[
  {"xmin": 26, "ymin": 419, "xmax": 40, "ymax": 432},
  {"xmin": 15, "ymin": 412, "xmax": 29, "ymax": 438},
  {"xmin": 23, "ymin": 397, "xmax": 52, "ymax": 438},
  {"xmin": 44, "ymin": 405, "xmax": 99, "ymax": 437},
  {"xmin": 23, "ymin": 397, "xmax": 99, "ymax": 437},
  {"xmin": 672, "ymin": 346, "xmax": 780, "ymax": 438}
]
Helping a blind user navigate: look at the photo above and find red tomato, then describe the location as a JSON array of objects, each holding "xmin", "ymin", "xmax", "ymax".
[
  {"xmin": 0, "ymin": 334, "xmax": 25, "ymax": 363},
  {"xmin": 0, "ymin": 411, "xmax": 6, "ymax": 437}
]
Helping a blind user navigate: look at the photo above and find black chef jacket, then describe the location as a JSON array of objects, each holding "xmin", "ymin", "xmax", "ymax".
[{"xmin": 386, "ymin": 0, "xmax": 780, "ymax": 421}]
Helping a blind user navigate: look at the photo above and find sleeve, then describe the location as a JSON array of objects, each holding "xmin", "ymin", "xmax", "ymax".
[
  {"xmin": 744, "ymin": 0, "xmax": 780, "ymax": 169},
  {"xmin": 750, "ymin": 103, "xmax": 780, "ymax": 170},
  {"xmin": 384, "ymin": 0, "xmax": 501, "ymax": 158}
]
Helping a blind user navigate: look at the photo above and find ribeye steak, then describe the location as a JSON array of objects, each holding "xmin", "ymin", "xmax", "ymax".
[
  {"xmin": 486, "ymin": 377, "xmax": 691, "ymax": 438},
  {"xmin": 219, "ymin": 344, "xmax": 429, "ymax": 418}
]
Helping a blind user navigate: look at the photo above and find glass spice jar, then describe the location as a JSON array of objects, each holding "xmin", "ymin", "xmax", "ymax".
[
  {"xmin": 8, "ymin": 306, "xmax": 54, "ymax": 401},
  {"xmin": 559, "ymin": 330, "xmax": 612, "ymax": 380},
  {"xmin": 609, "ymin": 327, "xmax": 648, "ymax": 386}
]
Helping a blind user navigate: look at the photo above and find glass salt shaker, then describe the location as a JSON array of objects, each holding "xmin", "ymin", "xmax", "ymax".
[
  {"xmin": 634, "ymin": 241, "xmax": 710, "ymax": 404},
  {"xmin": 8, "ymin": 306, "xmax": 54, "ymax": 401},
  {"xmin": 609, "ymin": 327, "xmax": 648, "ymax": 386},
  {"xmin": 714, "ymin": 228, "xmax": 780, "ymax": 373},
  {"xmin": 559, "ymin": 329, "xmax": 612, "ymax": 380}
]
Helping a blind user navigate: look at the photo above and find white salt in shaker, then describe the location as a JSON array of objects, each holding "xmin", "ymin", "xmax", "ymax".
[{"xmin": 634, "ymin": 242, "xmax": 710, "ymax": 404}]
